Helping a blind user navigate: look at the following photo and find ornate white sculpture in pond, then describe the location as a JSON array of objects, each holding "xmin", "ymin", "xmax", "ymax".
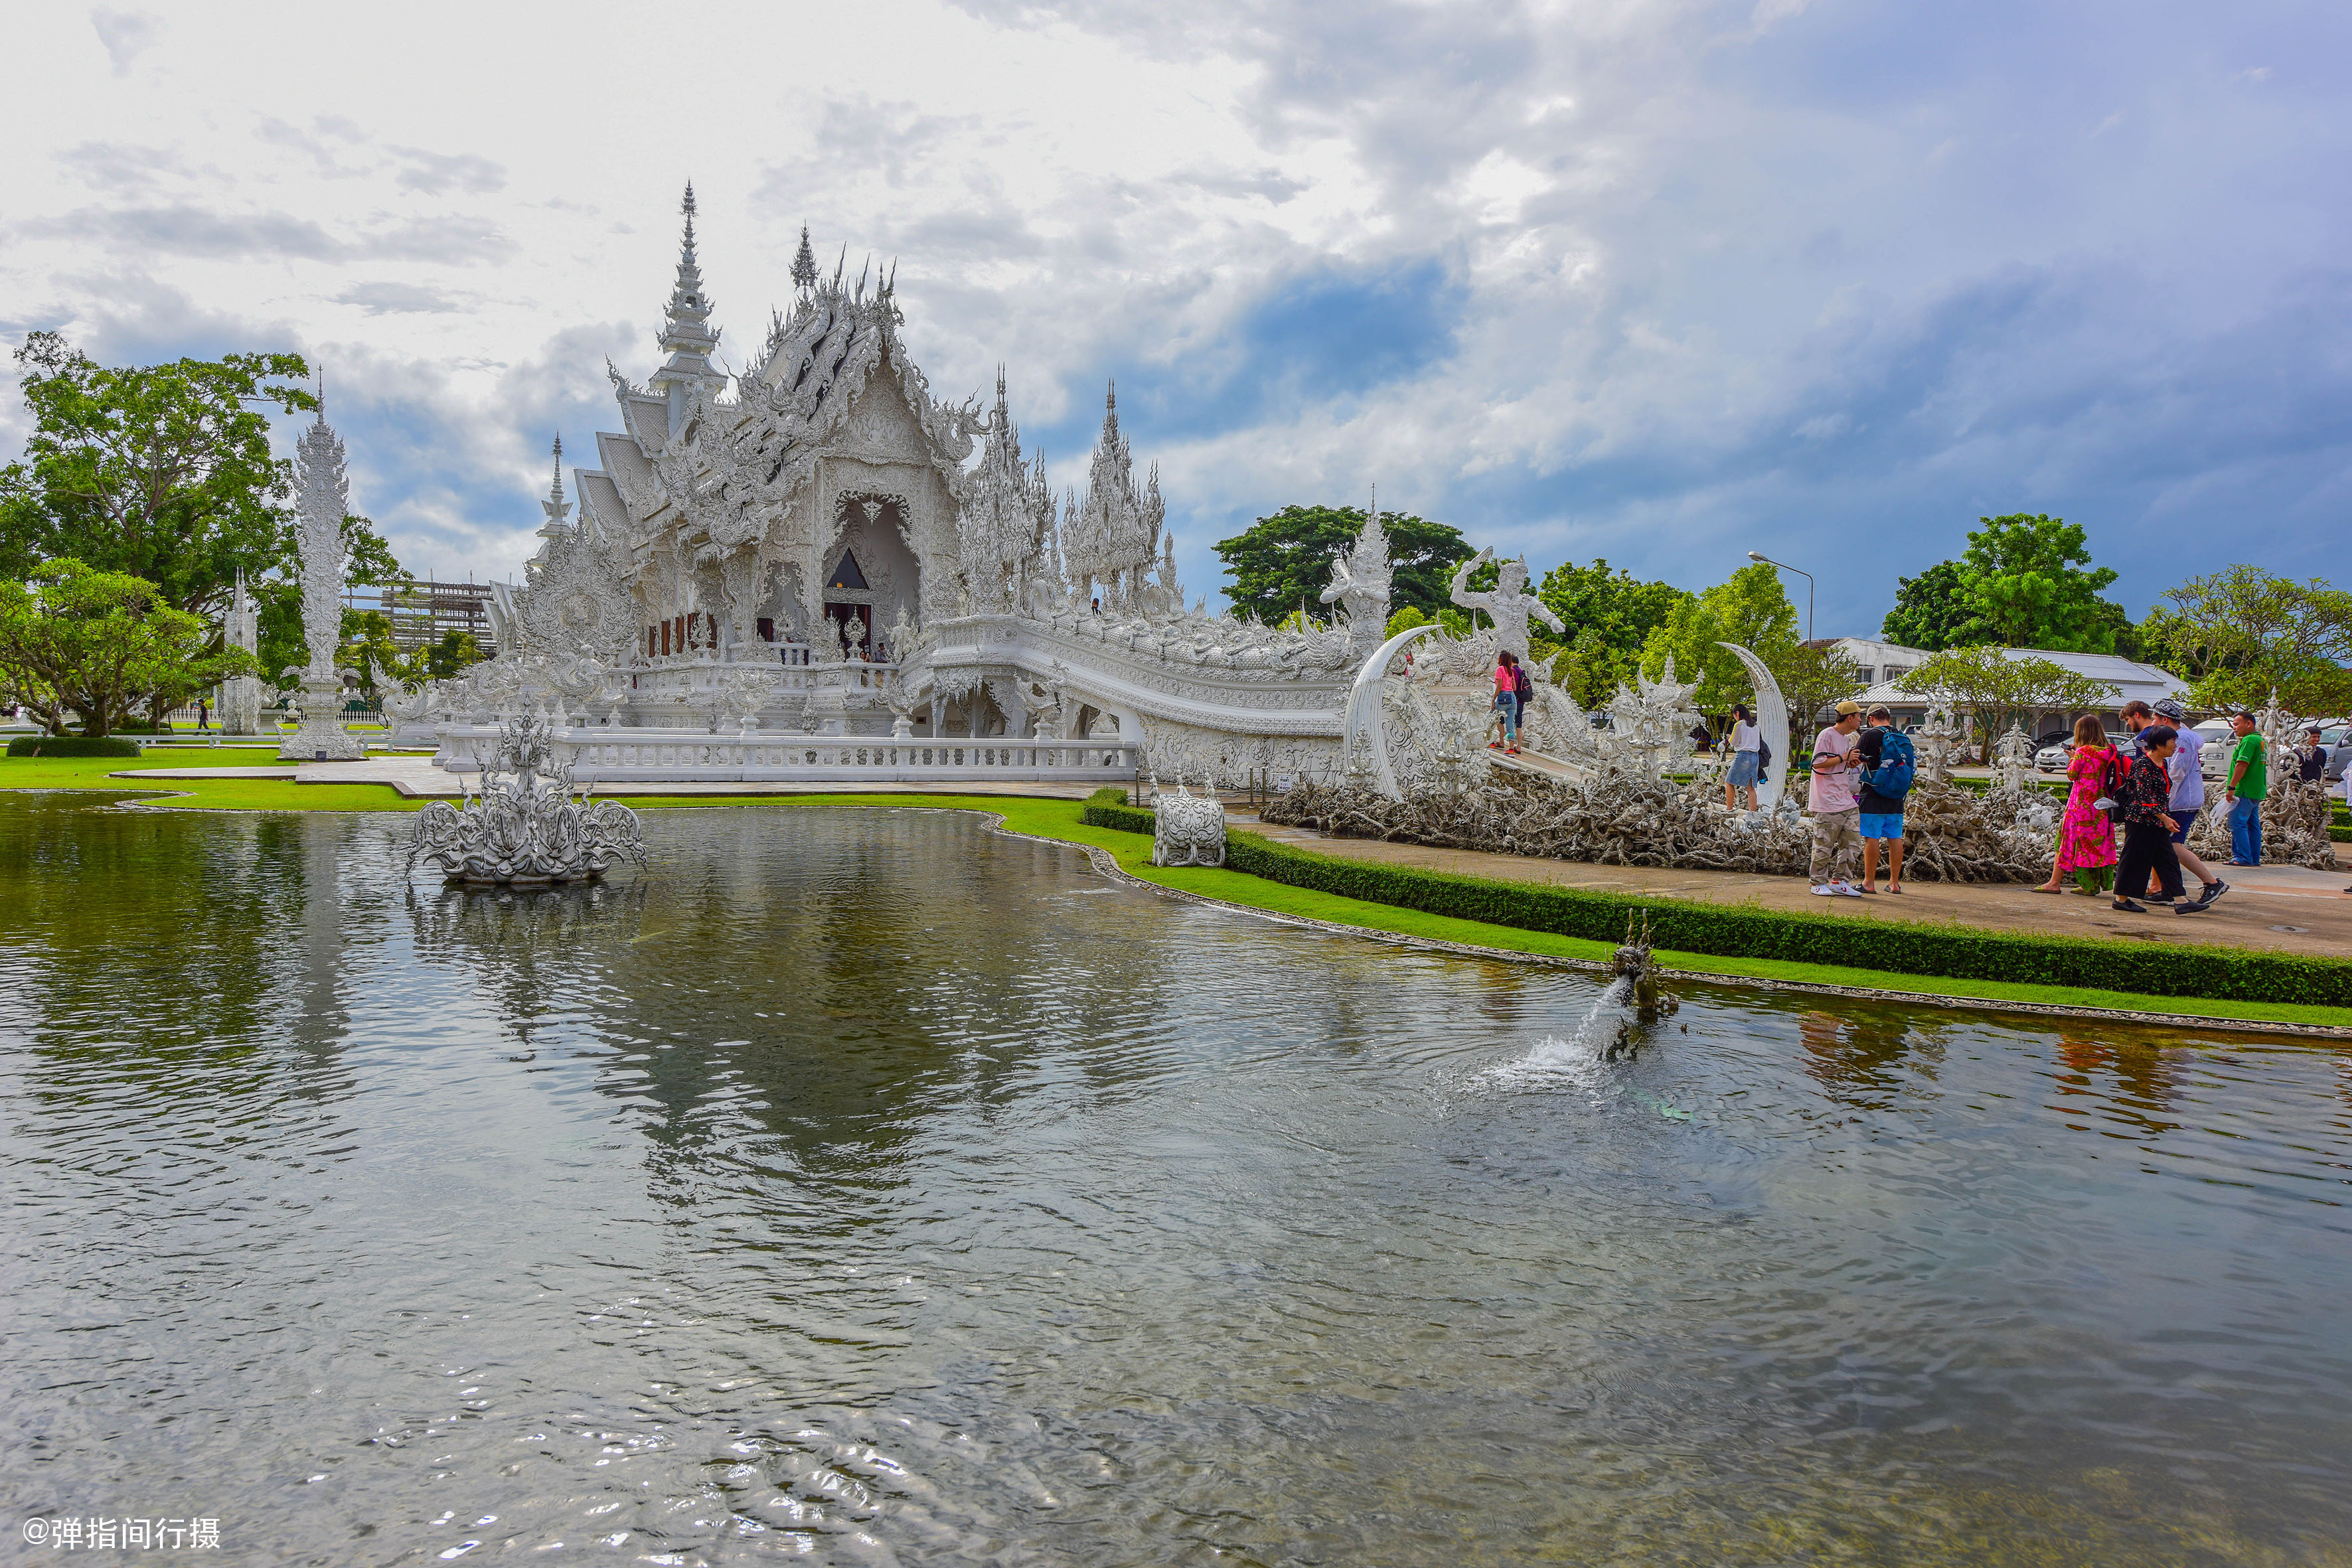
[
  {"xmin": 1149, "ymin": 779, "xmax": 1227, "ymax": 868},
  {"xmin": 276, "ymin": 406, "xmax": 366, "ymax": 761},
  {"xmin": 406, "ymin": 716, "xmax": 646, "ymax": 885}
]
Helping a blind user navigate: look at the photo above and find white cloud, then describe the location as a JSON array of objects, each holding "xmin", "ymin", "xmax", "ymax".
[
  {"xmin": 0, "ymin": 0, "xmax": 2344, "ymax": 629},
  {"xmin": 89, "ymin": 8, "xmax": 160, "ymax": 76}
]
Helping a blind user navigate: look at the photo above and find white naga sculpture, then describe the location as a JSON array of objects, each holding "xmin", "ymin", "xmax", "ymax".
[
  {"xmin": 406, "ymin": 716, "xmax": 646, "ymax": 886},
  {"xmin": 1149, "ymin": 779, "xmax": 1227, "ymax": 868},
  {"xmin": 277, "ymin": 406, "xmax": 365, "ymax": 761},
  {"xmin": 1447, "ymin": 549, "xmax": 1567, "ymax": 665},
  {"xmin": 220, "ymin": 564, "xmax": 264, "ymax": 736}
]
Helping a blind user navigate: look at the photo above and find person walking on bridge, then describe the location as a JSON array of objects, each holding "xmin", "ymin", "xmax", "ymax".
[{"xmin": 1487, "ymin": 651, "xmax": 1522, "ymax": 755}]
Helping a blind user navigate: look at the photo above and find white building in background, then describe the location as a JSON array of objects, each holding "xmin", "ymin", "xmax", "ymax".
[{"xmin": 1822, "ymin": 637, "xmax": 2189, "ymax": 738}]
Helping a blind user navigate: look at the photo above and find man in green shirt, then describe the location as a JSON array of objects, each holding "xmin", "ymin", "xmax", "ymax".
[{"xmin": 2225, "ymin": 710, "xmax": 2267, "ymax": 866}]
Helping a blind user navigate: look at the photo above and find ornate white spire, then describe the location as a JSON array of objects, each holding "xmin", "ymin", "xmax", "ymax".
[
  {"xmin": 538, "ymin": 435, "xmax": 572, "ymax": 537},
  {"xmin": 1062, "ymin": 379, "xmax": 1164, "ymax": 607},
  {"xmin": 292, "ymin": 406, "xmax": 349, "ymax": 681},
  {"xmin": 790, "ymin": 224, "xmax": 817, "ymax": 295},
  {"xmin": 651, "ymin": 183, "xmax": 724, "ymax": 410}
]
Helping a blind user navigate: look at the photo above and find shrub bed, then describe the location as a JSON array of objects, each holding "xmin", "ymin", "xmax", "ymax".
[
  {"xmin": 7, "ymin": 735, "xmax": 143, "ymax": 758},
  {"xmin": 1084, "ymin": 802, "xmax": 1156, "ymax": 835},
  {"xmin": 1079, "ymin": 803, "xmax": 2352, "ymax": 1006}
]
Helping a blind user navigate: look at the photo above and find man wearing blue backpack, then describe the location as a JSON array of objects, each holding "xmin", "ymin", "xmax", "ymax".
[{"xmin": 1854, "ymin": 704, "xmax": 1915, "ymax": 894}]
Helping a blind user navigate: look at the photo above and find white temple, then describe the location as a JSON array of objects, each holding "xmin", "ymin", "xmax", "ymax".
[{"xmin": 402, "ymin": 189, "xmax": 1379, "ymax": 787}]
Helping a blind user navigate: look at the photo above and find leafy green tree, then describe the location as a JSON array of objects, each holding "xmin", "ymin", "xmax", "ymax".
[
  {"xmin": 1215, "ymin": 504, "xmax": 1471, "ymax": 624},
  {"xmin": 1638, "ymin": 561, "xmax": 1800, "ymax": 711},
  {"xmin": 1880, "ymin": 517, "xmax": 2134, "ymax": 653},
  {"xmin": 1952, "ymin": 514, "xmax": 2121, "ymax": 650},
  {"xmin": 338, "ymin": 609, "xmax": 404, "ymax": 694},
  {"xmin": 418, "ymin": 629, "xmax": 487, "ymax": 681},
  {"xmin": 1531, "ymin": 558, "xmax": 1690, "ymax": 708},
  {"xmin": 0, "ymin": 333, "xmax": 403, "ymax": 710},
  {"xmin": 2139, "ymin": 566, "xmax": 2352, "ymax": 715},
  {"xmin": 0, "ymin": 332, "xmax": 312, "ymax": 617},
  {"xmin": 1879, "ymin": 559, "xmax": 1974, "ymax": 650},
  {"xmin": 1909, "ymin": 645, "xmax": 2118, "ymax": 754},
  {"xmin": 1767, "ymin": 642, "xmax": 1867, "ymax": 731},
  {"xmin": 0, "ymin": 559, "xmax": 256, "ymax": 736}
]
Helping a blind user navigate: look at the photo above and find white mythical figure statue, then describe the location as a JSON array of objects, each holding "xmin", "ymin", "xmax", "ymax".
[
  {"xmin": 1447, "ymin": 549, "xmax": 1566, "ymax": 665},
  {"xmin": 1318, "ymin": 493, "xmax": 1393, "ymax": 656},
  {"xmin": 277, "ymin": 406, "xmax": 366, "ymax": 761}
]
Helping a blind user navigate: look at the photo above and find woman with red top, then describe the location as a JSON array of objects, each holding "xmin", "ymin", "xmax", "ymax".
[
  {"xmin": 2035, "ymin": 714, "xmax": 2121, "ymax": 896},
  {"xmin": 1488, "ymin": 651, "xmax": 1521, "ymax": 755}
]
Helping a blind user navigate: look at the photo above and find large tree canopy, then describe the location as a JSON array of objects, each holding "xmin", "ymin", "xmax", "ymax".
[
  {"xmin": 1638, "ymin": 561, "xmax": 1801, "ymax": 712},
  {"xmin": 0, "ymin": 558, "xmax": 256, "ymax": 736},
  {"xmin": 1879, "ymin": 559, "xmax": 1973, "ymax": 651},
  {"xmin": 1, "ymin": 333, "xmax": 404, "ymax": 709},
  {"xmin": 1879, "ymin": 515, "xmax": 2132, "ymax": 654},
  {"xmin": 0, "ymin": 332, "xmax": 317, "ymax": 619},
  {"xmin": 1215, "ymin": 504, "xmax": 1471, "ymax": 625},
  {"xmin": 1532, "ymin": 558, "xmax": 1690, "ymax": 708},
  {"xmin": 2139, "ymin": 565, "xmax": 2352, "ymax": 715}
]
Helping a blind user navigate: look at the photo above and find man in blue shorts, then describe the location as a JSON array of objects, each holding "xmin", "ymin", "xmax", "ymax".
[{"xmin": 1854, "ymin": 704, "xmax": 1908, "ymax": 894}]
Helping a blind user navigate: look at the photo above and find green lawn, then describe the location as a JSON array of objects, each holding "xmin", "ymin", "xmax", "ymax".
[{"xmin": 4, "ymin": 755, "xmax": 2342, "ymax": 1031}]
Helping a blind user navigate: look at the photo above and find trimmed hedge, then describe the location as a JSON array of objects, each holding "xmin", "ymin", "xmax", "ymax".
[
  {"xmin": 1085, "ymin": 803, "xmax": 1156, "ymax": 834},
  {"xmin": 7, "ymin": 735, "xmax": 142, "ymax": 758},
  {"xmin": 1080, "ymin": 803, "xmax": 2352, "ymax": 1007}
]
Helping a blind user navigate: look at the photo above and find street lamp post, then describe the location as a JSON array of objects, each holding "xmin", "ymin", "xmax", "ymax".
[{"xmin": 1747, "ymin": 550, "xmax": 1813, "ymax": 643}]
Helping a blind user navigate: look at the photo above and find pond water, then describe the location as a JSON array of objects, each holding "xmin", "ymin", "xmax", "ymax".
[{"xmin": 2, "ymin": 794, "xmax": 2349, "ymax": 1566}]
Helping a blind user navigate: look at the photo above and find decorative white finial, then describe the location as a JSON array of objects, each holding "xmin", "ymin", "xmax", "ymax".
[
  {"xmin": 791, "ymin": 224, "xmax": 817, "ymax": 293},
  {"xmin": 540, "ymin": 435, "xmax": 572, "ymax": 534}
]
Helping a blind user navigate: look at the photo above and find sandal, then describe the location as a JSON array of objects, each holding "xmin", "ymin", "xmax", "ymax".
[
  {"xmin": 1887, "ymin": 884, "xmax": 1903, "ymax": 894},
  {"xmin": 2031, "ymin": 886, "xmax": 2065, "ymax": 894}
]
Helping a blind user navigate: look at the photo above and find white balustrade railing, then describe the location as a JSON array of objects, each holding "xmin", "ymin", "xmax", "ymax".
[{"xmin": 433, "ymin": 727, "xmax": 1137, "ymax": 783}]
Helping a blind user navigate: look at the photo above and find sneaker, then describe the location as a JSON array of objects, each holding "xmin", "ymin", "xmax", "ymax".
[
  {"xmin": 2173, "ymin": 899, "xmax": 2209, "ymax": 915},
  {"xmin": 1810, "ymin": 884, "xmax": 1837, "ymax": 896},
  {"xmin": 2111, "ymin": 898, "xmax": 2148, "ymax": 913},
  {"xmin": 1831, "ymin": 880, "xmax": 1863, "ymax": 898},
  {"xmin": 2194, "ymin": 879, "xmax": 2229, "ymax": 907}
]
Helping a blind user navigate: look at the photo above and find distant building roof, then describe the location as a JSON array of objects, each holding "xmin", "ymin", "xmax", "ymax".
[{"xmin": 1845, "ymin": 644, "xmax": 2189, "ymax": 712}]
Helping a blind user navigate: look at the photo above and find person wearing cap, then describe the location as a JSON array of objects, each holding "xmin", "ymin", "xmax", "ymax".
[
  {"xmin": 2134, "ymin": 697, "xmax": 2228, "ymax": 908},
  {"xmin": 2225, "ymin": 709, "xmax": 2267, "ymax": 865},
  {"xmin": 2294, "ymin": 724, "xmax": 2327, "ymax": 784},
  {"xmin": 1807, "ymin": 699, "xmax": 1865, "ymax": 897}
]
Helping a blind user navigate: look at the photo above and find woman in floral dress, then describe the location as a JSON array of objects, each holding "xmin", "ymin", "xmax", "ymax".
[{"xmin": 2036, "ymin": 714, "xmax": 2120, "ymax": 894}]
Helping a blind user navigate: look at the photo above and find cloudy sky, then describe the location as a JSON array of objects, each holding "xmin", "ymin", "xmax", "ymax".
[{"xmin": 1, "ymin": 0, "xmax": 2344, "ymax": 635}]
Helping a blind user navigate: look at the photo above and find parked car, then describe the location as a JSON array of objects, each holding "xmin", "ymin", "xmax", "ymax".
[{"xmin": 2035, "ymin": 742, "xmax": 2071, "ymax": 773}]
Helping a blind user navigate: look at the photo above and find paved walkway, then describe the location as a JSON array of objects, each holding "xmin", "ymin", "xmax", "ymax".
[{"xmin": 1229, "ymin": 812, "xmax": 2352, "ymax": 961}]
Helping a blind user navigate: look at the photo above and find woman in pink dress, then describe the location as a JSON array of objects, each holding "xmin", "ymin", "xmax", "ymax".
[{"xmin": 2035, "ymin": 714, "xmax": 2121, "ymax": 894}]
